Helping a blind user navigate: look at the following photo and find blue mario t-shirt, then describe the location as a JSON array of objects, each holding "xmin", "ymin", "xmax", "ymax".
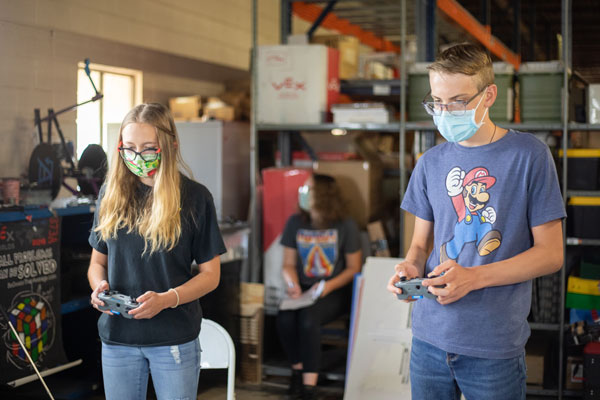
[{"xmin": 401, "ymin": 130, "xmax": 566, "ymax": 359}]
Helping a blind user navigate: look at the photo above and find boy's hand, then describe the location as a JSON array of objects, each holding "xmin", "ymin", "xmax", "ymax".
[
  {"xmin": 387, "ymin": 261, "xmax": 421, "ymax": 302},
  {"xmin": 424, "ymin": 261, "xmax": 479, "ymax": 305}
]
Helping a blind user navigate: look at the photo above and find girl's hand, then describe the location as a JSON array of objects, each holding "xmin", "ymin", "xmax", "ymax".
[
  {"xmin": 90, "ymin": 280, "xmax": 114, "ymax": 315},
  {"xmin": 286, "ymin": 282, "xmax": 302, "ymax": 299},
  {"xmin": 309, "ymin": 280, "xmax": 331, "ymax": 299},
  {"xmin": 128, "ymin": 291, "xmax": 171, "ymax": 319}
]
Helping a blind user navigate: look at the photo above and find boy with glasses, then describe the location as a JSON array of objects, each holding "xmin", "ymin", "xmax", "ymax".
[{"xmin": 387, "ymin": 43, "xmax": 565, "ymax": 399}]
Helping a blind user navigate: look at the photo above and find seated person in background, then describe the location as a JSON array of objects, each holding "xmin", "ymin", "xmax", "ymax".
[{"xmin": 277, "ymin": 174, "xmax": 362, "ymax": 400}]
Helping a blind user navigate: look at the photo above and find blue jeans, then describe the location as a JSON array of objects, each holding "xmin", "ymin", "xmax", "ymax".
[
  {"xmin": 410, "ymin": 337, "xmax": 526, "ymax": 400},
  {"xmin": 101, "ymin": 338, "xmax": 201, "ymax": 400}
]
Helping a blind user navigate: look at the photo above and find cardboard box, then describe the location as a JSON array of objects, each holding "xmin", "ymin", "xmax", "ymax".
[
  {"xmin": 240, "ymin": 282, "xmax": 264, "ymax": 385},
  {"xmin": 525, "ymin": 339, "xmax": 548, "ymax": 386},
  {"xmin": 169, "ymin": 95, "xmax": 201, "ymax": 119},
  {"xmin": 204, "ymin": 105, "xmax": 235, "ymax": 121},
  {"xmin": 565, "ymin": 356, "xmax": 584, "ymax": 390},
  {"xmin": 202, "ymin": 97, "xmax": 235, "ymax": 121},
  {"xmin": 525, "ymin": 353, "xmax": 545, "ymax": 385},
  {"xmin": 589, "ymin": 132, "xmax": 600, "ymax": 148},
  {"xmin": 257, "ymin": 45, "xmax": 339, "ymax": 124},
  {"xmin": 312, "ymin": 35, "xmax": 359, "ymax": 80},
  {"xmin": 313, "ymin": 160, "xmax": 382, "ymax": 229}
]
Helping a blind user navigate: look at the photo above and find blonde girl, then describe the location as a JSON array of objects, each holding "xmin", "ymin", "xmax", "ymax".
[{"xmin": 87, "ymin": 103, "xmax": 225, "ymax": 400}]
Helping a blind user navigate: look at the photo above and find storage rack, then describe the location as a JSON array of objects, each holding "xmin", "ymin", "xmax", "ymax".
[{"xmin": 250, "ymin": 1, "xmax": 600, "ymax": 398}]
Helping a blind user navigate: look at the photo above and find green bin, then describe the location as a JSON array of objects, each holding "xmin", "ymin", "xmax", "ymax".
[
  {"xmin": 490, "ymin": 62, "xmax": 514, "ymax": 123},
  {"xmin": 408, "ymin": 63, "xmax": 432, "ymax": 122},
  {"xmin": 518, "ymin": 61, "xmax": 564, "ymax": 122}
]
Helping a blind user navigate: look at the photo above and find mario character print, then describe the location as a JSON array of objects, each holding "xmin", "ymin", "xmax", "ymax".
[
  {"xmin": 297, "ymin": 229, "xmax": 337, "ymax": 278},
  {"xmin": 440, "ymin": 166, "xmax": 502, "ymax": 263}
]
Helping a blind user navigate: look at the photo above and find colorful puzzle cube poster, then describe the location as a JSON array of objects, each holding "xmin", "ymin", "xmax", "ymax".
[{"xmin": 0, "ymin": 216, "xmax": 67, "ymax": 384}]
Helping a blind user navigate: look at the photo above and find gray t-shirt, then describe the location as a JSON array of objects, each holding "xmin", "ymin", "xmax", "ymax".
[
  {"xmin": 401, "ymin": 130, "xmax": 566, "ymax": 359},
  {"xmin": 89, "ymin": 175, "xmax": 226, "ymax": 347},
  {"xmin": 280, "ymin": 214, "xmax": 361, "ymax": 288}
]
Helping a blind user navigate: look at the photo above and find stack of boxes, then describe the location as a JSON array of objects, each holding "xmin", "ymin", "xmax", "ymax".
[{"xmin": 239, "ymin": 283, "xmax": 264, "ymax": 384}]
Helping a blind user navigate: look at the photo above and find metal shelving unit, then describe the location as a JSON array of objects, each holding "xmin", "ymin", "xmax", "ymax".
[
  {"xmin": 257, "ymin": 121, "xmax": 578, "ymax": 132},
  {"xmin": 250, "ymin": 1, "xmax": 587, "ymax": 398}
]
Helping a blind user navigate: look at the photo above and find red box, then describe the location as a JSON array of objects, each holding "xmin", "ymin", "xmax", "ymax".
[{"xmin": 261, "ymin": 168, "xmax": 312, "ymax": 309}]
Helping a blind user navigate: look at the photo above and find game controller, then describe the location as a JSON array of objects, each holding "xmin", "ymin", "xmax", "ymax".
[
  {"xmin": 98, "ymin": 290, "xmax": 140, "ymax": 318},
  {"xmin": 394, "ymin": 276, "xmax": 445, "ymax": 300}
]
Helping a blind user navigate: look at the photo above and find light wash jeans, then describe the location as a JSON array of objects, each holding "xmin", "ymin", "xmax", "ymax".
[
  {"xmin": 101, "ymin": 338, "xmax": 201, "ymax": 400},
  {"xmin": 410, "ymin": 337, "xmax": 526, "ymax": 400}
]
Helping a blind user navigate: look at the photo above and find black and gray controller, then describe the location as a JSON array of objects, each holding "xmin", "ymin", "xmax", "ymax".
[
  {"xmin": 98, "ymin": 290, "xmax": 140, "ymax": 318},
  {"xmin": 394, "ymin": 276, "xmax": 445, "ymax": 300}
]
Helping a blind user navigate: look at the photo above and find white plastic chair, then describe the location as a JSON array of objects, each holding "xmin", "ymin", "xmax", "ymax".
[{"xmin": 199, "ymin": 318, "xmax": 236, "ymax": 400}]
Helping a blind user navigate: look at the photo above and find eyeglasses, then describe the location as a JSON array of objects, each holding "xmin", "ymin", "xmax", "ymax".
[
  {"xmin": 118, "ymin": 146, "xmax": 161, "ymax": 162},
  {"xmin": 422, "ymin": 86, "xmax": 488, "ymax": 116}
]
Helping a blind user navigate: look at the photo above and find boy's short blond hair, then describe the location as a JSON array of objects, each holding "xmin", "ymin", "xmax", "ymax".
[{"xmin": 427, "ymin": 43, "xmax": 494, "ymax": 91}]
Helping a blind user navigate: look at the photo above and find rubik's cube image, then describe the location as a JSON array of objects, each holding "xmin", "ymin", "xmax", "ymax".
[{"xmin": 8, "ymin": 297, "xmax": 49, "ymax": 362}]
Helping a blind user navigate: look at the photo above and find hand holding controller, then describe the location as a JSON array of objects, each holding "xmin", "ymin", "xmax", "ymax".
[
  {"xmin": 394, "ymin": 275, "xmax": 446, "ymax": 300},
  {"xmin": 97, "ymin": 290, "xmax": 140, "ymax": 318}
]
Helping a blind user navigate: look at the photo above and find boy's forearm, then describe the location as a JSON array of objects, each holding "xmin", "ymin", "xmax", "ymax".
[
  {"xmin": 404, "ymin": 245, "xmax": 430, "ymax": 276},
  {"xmin": 472, "ymin": 243, "xmax": 563, "ymax": 290}
]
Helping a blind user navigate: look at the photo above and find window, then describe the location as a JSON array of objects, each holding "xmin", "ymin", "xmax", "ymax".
[{"xmin": 76, "ymin": 63, "xmax": 142, "ymax": 159}]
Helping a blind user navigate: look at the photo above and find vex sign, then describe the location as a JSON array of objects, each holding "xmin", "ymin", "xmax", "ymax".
[
  {"xmin": 271, "ymin": 78, "xmax": 306, "ymax": 91},
  {"xmin": 0, "ymin": 226, "xmax": 15, "ymax": 242}
]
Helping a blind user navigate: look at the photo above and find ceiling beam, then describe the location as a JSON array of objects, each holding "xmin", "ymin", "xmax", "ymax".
[
  {"xmin": 292, "ymin": 1, "xmax": 401, "ymax": 52},
  {"xmin": 437, "ymin": 0, "xmax": 520, "ymax": 69}
]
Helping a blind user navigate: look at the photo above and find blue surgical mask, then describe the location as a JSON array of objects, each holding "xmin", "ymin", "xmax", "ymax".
[
  {"xmin": 433, "ymin": 92, "xmax": 488, "ymax": 143},
  {"xmin": 298, "ymin": 185, "xmax": 311, "ymax": 212}
]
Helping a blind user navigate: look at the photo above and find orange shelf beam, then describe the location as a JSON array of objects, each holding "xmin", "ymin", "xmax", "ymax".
[
  {"xmin": 437, "ymin": 0, "xmax": 521, "ymax": 70},
  {"xmin": 292, "ymin": 2, "xmax": 401, "ymax": 53}
]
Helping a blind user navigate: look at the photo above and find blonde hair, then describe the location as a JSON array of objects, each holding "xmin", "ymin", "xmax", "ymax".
[
  {"xmin": 428, "ymin": 43, "xmax": 494, "ymax": 91},
  {"xmin": 95, "ymin": 103, "xmax": 192, "ymax": 254}
]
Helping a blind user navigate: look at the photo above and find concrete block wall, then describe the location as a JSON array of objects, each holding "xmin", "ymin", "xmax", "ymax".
[
  {"xmin": 0, "ymin": 0, "xmax": 280, "ymax": 179},
  {"xmin": 0, "ymin": 0, "xmax": 370, "ymax": 186}
]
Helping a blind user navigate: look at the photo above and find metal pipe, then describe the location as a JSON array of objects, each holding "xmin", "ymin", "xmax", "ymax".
[
  {"xmin": 281, "ymin": 0, "xmax": 291, "ymax": 44},
  {"xmin": 399, "ymin": 0, "xmax": 407, "ymax": 256},
  {"xmin": 559, "ymin": 0, "xmax": 571, "ymax": 398},
  {"xmin": 512, "ymin": 0, "xmax": 521, "ymax": 55},
  {"xmin": 307, "ymin": 0, "xmax": 338, "ymax": 39},
  {"xmin": 250, "ymin": 0, "xmax": 259, "ymax": 282}
]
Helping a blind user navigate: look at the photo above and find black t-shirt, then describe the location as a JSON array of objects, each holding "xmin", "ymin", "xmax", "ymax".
[
  {"xmin": 280, "ymin": 214, "xmax": 361, "ymax": 288},
  {"xmin": 88, "ymin": 175, "xmax": 226, "ymax": 346}
]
